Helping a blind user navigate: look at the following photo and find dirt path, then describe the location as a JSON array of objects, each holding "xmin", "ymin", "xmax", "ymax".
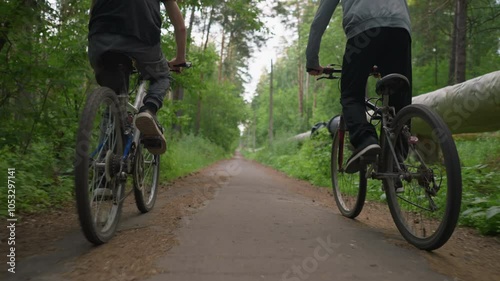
[{"xmin": 1, "ymin": 155, "xmax": 499, "ymax": 281}]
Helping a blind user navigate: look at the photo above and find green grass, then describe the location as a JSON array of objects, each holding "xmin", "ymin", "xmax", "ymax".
[
  {"xmin": 454, "ymin": 133, "xmax": 500, "ymax": 235},
  {"xmin": 244, "ymin": 130, "xmax": 332, "ymax": 187},
  {"xmin": 0, "ymin": 134, "xmax": 230, "ymax": 218},
  {"xmin": 161, "ymin": 134, "xmax": 231, "ymax": 181},
  {"xmin": 245, "ymin": 130, "xmax": 500, "ymax": 235}
]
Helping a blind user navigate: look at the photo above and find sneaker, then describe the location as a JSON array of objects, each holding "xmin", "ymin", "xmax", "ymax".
[
  {"xmin": 134, "ymin": 108, "xmax": 167, "ymax": 155},
  {"xmin": 345, "ymin": 138, "xmax": 381, "ymax": 174}
]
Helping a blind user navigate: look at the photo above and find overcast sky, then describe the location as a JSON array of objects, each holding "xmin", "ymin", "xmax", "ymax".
[{"xmin": 243, "ymin": 1, "xmax": 294, "ymax": 102}]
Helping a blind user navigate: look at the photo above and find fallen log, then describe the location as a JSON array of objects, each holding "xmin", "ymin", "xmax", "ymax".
[
  {"xmin": 292, "ymin": 71, "xmax": 500, "ymax": 141},
  {"xmin": 412, "ymin": 70, "xmax": 500, "ymax": 134}
]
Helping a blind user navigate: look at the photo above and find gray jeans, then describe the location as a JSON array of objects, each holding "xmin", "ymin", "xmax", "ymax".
[{"xmin": 88, "ymin": 33, "xmax": 171, "ymax": 110}]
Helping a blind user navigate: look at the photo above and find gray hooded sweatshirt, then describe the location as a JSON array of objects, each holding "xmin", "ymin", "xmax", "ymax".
[{"xmin": 306, "ymin": 0, "xmax": 411, "ymax": 69}]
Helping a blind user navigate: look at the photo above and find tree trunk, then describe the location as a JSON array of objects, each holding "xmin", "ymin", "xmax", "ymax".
[
  {"xmin": 448, "ymin": 13, "xmax": 457, "ymax": 85},
  {"xmin": 195, "ymin": 92, "xmax": 202, "ymax": 135},
  {"xmin": 203, "ymin": 7, "xmax": 214, "ymax": 51},
  {"xmin": 269, "ymin": 60, "xmax": 274, "ymax": 145},
  {"xmin": 171, "ymin": 87, "xmax": 184, "ymax": 133},
  {"xmin": 218, "ymin": 26, "xmax": 225, "ymax": 83},
  {"xmin": 226, "ymin": 31, "xmax": 234, "ymax": 83},
  {"xmin": 195, "ymin": 73, "xmax": 204, "ymax": 136},
  {"xmin": 253, "ymin": 108, "xmax": 256, "ymax": 150},
  {"xmin": 297, "ymin": 60, "xmax": 304, "ymax": 118},
  {"xmin": 454, "ymin": 0, "xmax": 467, "ymax": 83},
  {"xmin": 296, "ymin": 1, "xmax": 304, "ymax": 118},
  {"xmin": 186, "ymin": 6, "xmax": 196, "ymax": 53}
]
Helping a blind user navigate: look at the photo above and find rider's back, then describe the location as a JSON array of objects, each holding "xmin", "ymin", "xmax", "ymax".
[
  {"xmin": 89, "ymin": 0, "xmax": 163, "ymax": 46},
  {"xmin": 341, "ymin": 0, "xmax": 411, "ymax": 38}
]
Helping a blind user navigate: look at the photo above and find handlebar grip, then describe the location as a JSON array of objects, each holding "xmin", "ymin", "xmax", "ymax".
[
  {"xmin": 322, "ymin": 67, "xmax": 341, "ymax": 74},
  {"xmin": 172, "ymin": 62, "xmax": 192, "ymax": 68}
]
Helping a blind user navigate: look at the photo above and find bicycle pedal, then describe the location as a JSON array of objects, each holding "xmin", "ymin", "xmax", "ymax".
[{"xmin": 141, "ymin": 137, "xmax": 162, "ymax": 148}]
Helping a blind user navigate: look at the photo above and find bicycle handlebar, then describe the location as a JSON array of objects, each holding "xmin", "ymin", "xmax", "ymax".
[
  {"xmin": 170, "ymin": 61, "xmax": 192, "ymax": 73},
  {"xmin": 306, "ymin": 64, "xmax": 342, "ymax": 80},
  {"xmin": 316, "ymin": 65, "xmax": 342, "ymax": 80},
  {"xmin": 172, "ymin": 62, "xmax": 192, "ymax": 68},
  {"xmin": 322, "ymin": 67, "xmax": 341, "ymax": 75}
]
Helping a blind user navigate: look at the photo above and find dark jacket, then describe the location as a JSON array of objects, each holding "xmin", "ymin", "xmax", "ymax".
[{"xmin": 89, "ymin": 0, "xmax": 163, "ymax": 46}]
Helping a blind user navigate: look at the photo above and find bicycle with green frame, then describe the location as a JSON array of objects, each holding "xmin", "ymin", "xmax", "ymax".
[{"xmin": 322, "ymin": 65, "xmax": 462, "ymax": 250}]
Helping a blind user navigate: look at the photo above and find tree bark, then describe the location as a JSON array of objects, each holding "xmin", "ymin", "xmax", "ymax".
[
  {"xmin": 448, "ymin": 12, "xmax": 457, "ymax": 85},
  {"xmin": 269, "ymin": 60, "xmax": 274, "ymax": 145},
  {"xmin": 195, "ymin": 73, "xmax": 204, "ymax": 136},
  {"xmin": 186, "ymin": 6, "xmax": 196, "ymax": 53},
  {"xmin": 296, "ymin": 1, "xmax": 304, "ymax": 118},
  {"xmin": 171, "ymin": 87, "xmax": 184, "ymax": 133},
  {"xmin": 218, "ymin": 26, "xmax": 225, "ymax": 83},
  {"xmin": 203, "ymin": 7, "xmax": 214, "ymax": 51},
  {"xmin": 195, "ymin": 91, "xmax": 202, "ymax": 135},
  {"xmin": 454, "ymin": 0, "xmax": 467, "ymax": 83}
]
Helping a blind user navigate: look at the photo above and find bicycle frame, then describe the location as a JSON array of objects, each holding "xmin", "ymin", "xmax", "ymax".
[
  {"xmin": 364, "ymin": 97, "xmax": 401, "ymax": 180},
  {"xmin": 118, "ymin": 78, "xmax": 148, "ymax": 163}
]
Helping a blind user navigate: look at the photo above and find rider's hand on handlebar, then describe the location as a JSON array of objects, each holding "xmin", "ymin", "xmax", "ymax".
[
  {"xmin": 169, "ymin": 58, "xmax": 188, "ymax": 73},
  {"xmin": 306, "ymin": 66, "xmax": 324, "ymax": 76}
]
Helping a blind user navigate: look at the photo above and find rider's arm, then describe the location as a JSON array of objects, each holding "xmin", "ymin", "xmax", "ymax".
[
  {"xmin": 305, "ymin": 0, "xmax": 340, "ymax": 73},
  {"xmin": 163, "ymin": 0, "xmax": 187, "ymax": 66}
]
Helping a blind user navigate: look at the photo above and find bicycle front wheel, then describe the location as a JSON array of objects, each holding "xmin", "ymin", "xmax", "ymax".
[
  {"xmin": 383, "ymin": 104, "xmax": 462, "ymax": 250},
  {"xmin": 331, "ymin": 128, "xmax": 367, "ymax": 218},
  {"xmin": 133, "ymin": 143, "xmax": 160, "ymax": 213},
  {"xmin": 75, "ymin": 87, "xmax": 125, "ymax": 245}
]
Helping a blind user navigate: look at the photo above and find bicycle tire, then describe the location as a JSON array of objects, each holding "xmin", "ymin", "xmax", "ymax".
[
  {"xmin": 331, "ymin": 127, "xmax": 367, "ymax": 218},
  {"xmin": 383, "ymin": 104, "xmax": 462, "ymax": 250},
  {"xmin": 75, "ymin": 87, "xmax": 125, "ymax": 245},
  {"xmin": 133, "ymin": 144, "xmax": 160, "ymax": 213}
]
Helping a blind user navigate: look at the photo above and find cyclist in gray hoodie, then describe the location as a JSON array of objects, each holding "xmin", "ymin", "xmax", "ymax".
[{"xmin": 306, "ymin": 0, "xmax": 412, "ymax": 173}]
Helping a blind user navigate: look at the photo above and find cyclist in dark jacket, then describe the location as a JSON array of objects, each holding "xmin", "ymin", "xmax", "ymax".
[
  {"xmin": 88, "ymin": 0, "xmax": 187, "ymax": 155},
  {"xmin": 306, "ymin": 0, "xmax": 412, "ymax": 173}
]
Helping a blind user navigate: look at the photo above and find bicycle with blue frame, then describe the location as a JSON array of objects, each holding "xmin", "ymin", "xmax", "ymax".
[
  {"xmin": 74, "ymin": 52, "xmax": 190, "ymax": 244},
  {"xmin": 320, "ymin": 65, "xmax": 462, "ymax": 250}
]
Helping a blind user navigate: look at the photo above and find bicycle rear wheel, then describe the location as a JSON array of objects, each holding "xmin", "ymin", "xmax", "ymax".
[
  {"xmin": 75, "ymin": 87, "xmax": 125, "ymax": 245},
  {"xmin": 133, "ymin": 144, "xmax": 160, "ymax": 213},
  {"xmin": 383, "ymin": 104, "xmax": 462, "ymax": 250},
  {"xmin": 331, "ymin": 126, "xmax": 367, "ymax": 218}
]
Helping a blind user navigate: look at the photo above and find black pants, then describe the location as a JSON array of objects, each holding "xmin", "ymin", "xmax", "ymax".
[
  {"xmin": 88, "ymin": 33, "xmax": 172, "ymax": 111},
  {"xmin": 340, "ymin": 27, "xmax": 412, "ymax": 148}
]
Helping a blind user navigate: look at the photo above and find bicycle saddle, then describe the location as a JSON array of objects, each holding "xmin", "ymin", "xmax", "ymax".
[{"xmin": 375, "ymin": 73, "xmax": 410, "ymax": 96}]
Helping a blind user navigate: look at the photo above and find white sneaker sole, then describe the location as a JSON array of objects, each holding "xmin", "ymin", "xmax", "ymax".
[{"xmin": 134, "ymin": 112, "xmax": 167, "ymax": 155}]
